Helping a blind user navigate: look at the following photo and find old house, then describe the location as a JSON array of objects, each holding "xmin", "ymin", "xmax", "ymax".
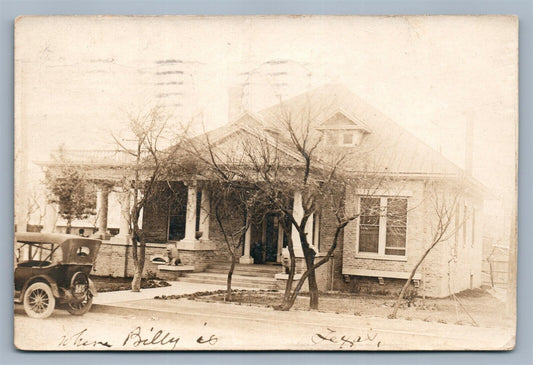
[{"xmin": 40, "ymin": 84, "xmax": 484, "ymax": 298}]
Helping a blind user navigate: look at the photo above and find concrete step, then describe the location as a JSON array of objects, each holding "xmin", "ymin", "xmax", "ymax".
[
  {"xmin": 177, "ymin": 272, "xmax": 281, "ymax": 290},
  {"xmin": 208, "ymin": 263, "xmax": 281, "ymax": 273},
  {"xmin": 177, "ymin": 277, "xmax": 280, "ymax": 290},
  {"xmin": 184, "ymin": 272, "xmax": 279, "ymax": 284},
  {"xmin": 204, "ymin": 267, "xmax": 281, "ymax": 278}
]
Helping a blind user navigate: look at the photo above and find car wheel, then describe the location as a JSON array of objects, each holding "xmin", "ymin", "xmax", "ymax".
[
  {"xmin": 66, "ymin": 294, "xmax": 93, "ymax": 316},
  {"xmin": 23, "ymin": 282, "xmax": 56, "ymax": 319}
]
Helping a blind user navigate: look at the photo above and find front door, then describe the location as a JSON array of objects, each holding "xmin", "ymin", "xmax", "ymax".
[
  {"xmin": 168, "ymin": 201, "xmax": 186, "ymax": 241},
  {"xmin": 264, "ymin": 213, "xmax": 279, "ymax": 263}
]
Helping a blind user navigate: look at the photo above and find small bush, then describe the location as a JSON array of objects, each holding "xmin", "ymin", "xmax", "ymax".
[{"xmin": 145, "ymin": 270, "xmax": 158, "ymax": 280}]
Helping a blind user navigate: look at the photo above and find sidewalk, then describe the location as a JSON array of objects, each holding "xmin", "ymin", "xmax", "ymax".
[{"xmin": 93, "ymin": 281, "xmax": 249, "ymax": 305}]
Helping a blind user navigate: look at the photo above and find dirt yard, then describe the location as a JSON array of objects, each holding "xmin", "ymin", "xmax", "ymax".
[{"xmin": 158, "ymin": 287, "xmax": 512, "ymax": 329}]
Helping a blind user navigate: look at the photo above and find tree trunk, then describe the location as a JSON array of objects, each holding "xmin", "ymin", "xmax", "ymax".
[
  {"xmin": 280, "ymin": 228, "xmax": 296, "ymax": 310},
  {"xmin": 66, "ymin": 220, "xmax": 72, "ymax": 234},
  {"xmin": 226, "ymin": 253, "xmax": 236, "ymax": 301},
  {"xmin": 305, "ymin": 250, "xmax": 319, "ymax": 310},
  {"xmin": 131, "ymin": 264, "xmax": 142, "ymax": 292},
  {"xmin": 279, "ymin": 221, "xmax": 346, "ymax": 311},
  {"xmin": 282, "ymin": 242, "xmax": 296, "ymax": 305},
  {"xmin": 131, "ymin": 236, "xmax": 146, "ymax": 292}
]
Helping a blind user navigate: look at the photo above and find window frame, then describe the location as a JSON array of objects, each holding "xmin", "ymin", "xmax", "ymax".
[
  {"xmin": 340, "ymin": 132, "xmax": 355, "ymax": 146},
  {"xmin": 355, "ymin": 196, "xmax": 408, "ymax": 261}
]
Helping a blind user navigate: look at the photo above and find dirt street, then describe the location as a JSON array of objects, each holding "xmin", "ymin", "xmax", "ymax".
[{"xmin": 14, "ymin": 299, "xmax": 514, "ymax": 351}]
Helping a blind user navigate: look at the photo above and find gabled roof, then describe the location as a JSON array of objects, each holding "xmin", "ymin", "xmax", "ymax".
[
  {"xmin": 315, "ymin": 109, "xmax": 371, "ymax": 133},
  {"xmin": 252, "ymin": 84, "xmax": 469, "ymax": 178},
  {"xmin": 192, "ymin": 83, "xmax": 471, "ymax": 178},
  {"xmin": 187, "ymin": 115, "xmax": 304, "ymax": 164}
]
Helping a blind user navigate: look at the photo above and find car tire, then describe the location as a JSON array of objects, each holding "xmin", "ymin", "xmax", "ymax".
[
  {"xmin": 66, "ymin": 294, "xmax": 93, "ymax": 316},
  {"xmin": 23, "ymin": 282, "xmax": 56, "ymax": 319}
]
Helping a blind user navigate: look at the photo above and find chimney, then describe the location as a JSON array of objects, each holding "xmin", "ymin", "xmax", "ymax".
[
  {"xmin": 465, "ymin": 115, "xmax": 474, "ymax": 177},
  {"xmin": 228, "ymin": 86, "xmax": 244, "ymax": 123}
]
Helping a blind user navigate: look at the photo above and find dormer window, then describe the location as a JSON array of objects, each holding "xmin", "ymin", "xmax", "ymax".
[
  {"xmin": 316, "ymin": 110, "xmax": 371, "ymax": 148},
  {"xmin": 339, "ymin": 131, "xmax": 364, "ymax": 147},
  {"xmin": 342, "ymin": 133, "xmax": 353, "ymax": 145}
]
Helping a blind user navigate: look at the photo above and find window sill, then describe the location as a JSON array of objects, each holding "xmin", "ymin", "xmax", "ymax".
[{"xmin": 354, "ymin": 254, "xmax": 407, "ymax": 262}]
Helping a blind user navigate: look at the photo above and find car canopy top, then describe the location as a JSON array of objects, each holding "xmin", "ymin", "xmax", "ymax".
[{"xmin": 15, "ymin": 232, "xmax": 101, "ymax": 265}]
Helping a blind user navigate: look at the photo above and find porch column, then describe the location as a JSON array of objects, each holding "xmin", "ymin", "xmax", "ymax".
[
  {"xmin": 291, "ymin": 191, "xmax": 305, "ymax": 256},
  {"xmin": 94, "ymin": 185, "xmax": 110, "ymax": 239},
  {"xmin": 183, "ymin": 181, "xmax": 198, "ymax": 242},
  {"xmin": 239, "ymin": 209, "xmax": 254, "ymax": 264},
  {"xmin": 42, "ymin": 203, "xmax": 58, "ymax": 233},
  {"xmin": 199, "ymin": 187, "xmax": 210, "ymax": 241},
  {"xmin": 277, "ymin": 218, "xmax": 284, "ymax": 263},
  {"xmin": 306, "ymin": 213, "xmax": 314, "ymax": 246},
  {"xmin": 110, "ymin": 188, "xmax": 132, "ymax": 244}
]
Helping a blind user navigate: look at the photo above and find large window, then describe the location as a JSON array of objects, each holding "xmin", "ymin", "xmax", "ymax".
[{"xmin": 358, "ymin": 197, "xmax": 407, "ymax": 257}]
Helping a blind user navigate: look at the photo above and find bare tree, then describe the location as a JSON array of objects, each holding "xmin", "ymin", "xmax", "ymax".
[
  {"xmin": 389, "ymin": 181, "xmax": 466, "ymax": 319},
  {"xmin": 208, "ymin": 180, "xmax": 267, "ymax": 301},
  {"xmin": 26, "ymin": 188, "xmax": 46, "ymax": 229},
  {"xmin": 113, "ymin": 105, "xmax": 188, "ymax": 292},
  {"xmin": 190, "ymin": 98, "xmax": 385, "ymax": 310}
]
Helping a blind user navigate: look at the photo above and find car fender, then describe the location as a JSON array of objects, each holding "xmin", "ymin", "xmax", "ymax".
[
  {"xmin": 88, "ymin": 278, "xmax": 98, "ymax": 297},
  {"xmin": 19, "ymin": 275, "xmax": 60, "ymax": 300}
]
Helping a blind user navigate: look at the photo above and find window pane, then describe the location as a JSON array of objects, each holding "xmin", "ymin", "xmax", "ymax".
[
  {"xmin": 385, "ymin": 248, "xmax": 406, "ymax": 256},
  {"xmin": 359, "ymin": 198, "xmax": 380, "ymax": 253},
  {"xmin": 387, "ymin": 198, "xmax": 407, "ymax": 226},
  {"xmin": 386, "ymin": 198, "xmax": 407, "ymax": 255},
  {"xmin": 361, "ymin": 198, "xmax": 381, "ymax": 216},
  {"xmin": 343, "ymin": 133, "xmax": 353, "ymax": 145},
  {"xmin": 386, "ymin": 227, "xmax": 406, "ymax": 248},
  {"xmin": 359, "ymin": 226, "xmax": 379, "ymax": 253}
]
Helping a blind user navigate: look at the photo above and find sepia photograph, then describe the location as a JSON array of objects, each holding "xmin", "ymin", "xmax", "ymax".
[{"xmin": 13, "ymin": 15, "xmax": 518, "ymax": 351}]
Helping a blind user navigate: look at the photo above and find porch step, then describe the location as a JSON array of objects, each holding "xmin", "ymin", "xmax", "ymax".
[
  {"xmin": 205, "ymin": 263, "xmax": 282, "ymax": 278},
  {"xmin": 176, "ymin": 272, "xmax": 281, "ymax": 290}
]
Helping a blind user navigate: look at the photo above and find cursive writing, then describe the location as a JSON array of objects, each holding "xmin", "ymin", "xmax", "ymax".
[
  {"xmin": 123, "ymin": 326, "xmax": 180, "ymax": 350},
  {"xmin": 311, "ymin": 327, "xmax": 381, "ymax": 349},
  {"xmin": 58, "ymin": 328, "xmax": 112, "ymax": 348},
  {"xmin": 57, "ymin": 326, "xmax": 219, "ymax": 350},
  {"xmin": 196, "ymin": 334, "xmax": 218, "ymax": 345}
]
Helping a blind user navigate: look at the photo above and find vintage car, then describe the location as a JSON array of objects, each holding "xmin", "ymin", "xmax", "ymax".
[{"xmin": 14, "ymin": 232, "xmax": 101, "ymax": 319}]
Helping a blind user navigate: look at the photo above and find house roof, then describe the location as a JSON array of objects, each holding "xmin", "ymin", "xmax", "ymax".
[
  {"xmin": 203, "ymin": 84, "xmax": 472, "ymax": 179},
  {"xmin": 40, "ymin": 84, "xmax": 484, "ymax": 192}
]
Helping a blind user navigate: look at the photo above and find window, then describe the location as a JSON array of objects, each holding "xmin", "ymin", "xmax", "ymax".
[
  {"xmin": 385, "ymin": 198, "xmax": 407, "ymax": 256},
  {"xmin": 358, "ymin": 197, "xmax": 407, "ymax": 257},
  {"xmin": 359, "ymin": 198, "xmax": 380, "ymax": 253},
  {"xmin": 342, "ymin": 133, "xmax": 354, "ymax": 146}
]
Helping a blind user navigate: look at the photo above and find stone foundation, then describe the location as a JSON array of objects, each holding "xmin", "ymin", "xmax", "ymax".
[
  {"xmin": 342, "ymin": 276, "xmax": 417, "ymax": 297},
  {"xmin": 178, "ymin": 248, "xmax": 216, "ymax": 272},
  {"xmin": 91, "ymin": 241, "xmax": 168, "ymax": 278}
]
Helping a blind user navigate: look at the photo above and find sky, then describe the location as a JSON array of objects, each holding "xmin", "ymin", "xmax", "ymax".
[{"xmin": 14, "ymin": 15, "xmax": 518, "ymax": 215}]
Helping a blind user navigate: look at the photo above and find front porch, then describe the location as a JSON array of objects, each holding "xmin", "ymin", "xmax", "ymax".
[{"xmin": 40, "ymin": 167, "xmax": 329, "ymax": 285}]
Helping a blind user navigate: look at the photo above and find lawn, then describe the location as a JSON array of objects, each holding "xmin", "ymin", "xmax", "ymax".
[
  {"xmin": 156, "ymin": 287, "xmax": 512, "ymax": 329},
  {"xmin": 92, "ymin": 275, "xmax": 170, "ymax": 292}
]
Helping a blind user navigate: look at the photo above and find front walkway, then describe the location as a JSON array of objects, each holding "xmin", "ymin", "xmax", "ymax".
[{"xmin": 93, "ymin": 281, "xmax": 250, "ymax": 305}]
